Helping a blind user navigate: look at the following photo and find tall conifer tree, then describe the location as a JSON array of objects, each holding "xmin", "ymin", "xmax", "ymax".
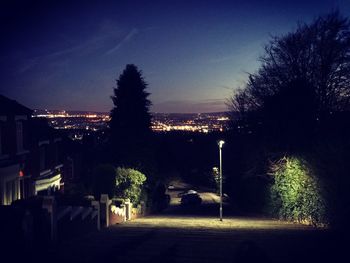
[{"xmin": 110, "ymin": 64, "xmax": 152, "ymax": 169}]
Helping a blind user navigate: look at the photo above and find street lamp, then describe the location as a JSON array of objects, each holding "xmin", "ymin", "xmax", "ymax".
[{"xmin": 218, "ymin": 140, "xmax": 225, "ymax": 221}]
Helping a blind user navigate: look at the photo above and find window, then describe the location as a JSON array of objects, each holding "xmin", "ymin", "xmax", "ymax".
[{"xmin": 16, "ymin": 121, "xmax": 23, "ymax": 152}]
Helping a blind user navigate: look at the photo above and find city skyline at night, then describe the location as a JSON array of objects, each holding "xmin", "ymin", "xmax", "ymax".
[
  {"xmin": 1, "ymin": 3, "xmax": 350, "ymax": 261},
  {"xmin": 32, "ymin": 108, "xmax": 230, "ymax": 135}
]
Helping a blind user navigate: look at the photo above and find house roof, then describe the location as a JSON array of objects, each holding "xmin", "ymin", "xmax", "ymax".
[{"xmin": 0, "ymin": 95, "xmax": 33, "ymax": 116}]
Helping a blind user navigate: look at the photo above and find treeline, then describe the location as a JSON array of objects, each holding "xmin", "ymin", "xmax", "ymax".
[
  {"xmin": 65, "ymin": 12, "xmax": 350, "ymax": 226},
  {"xmin": 225, "ymin": 11, "xmax": 350, "ymax": 227}
]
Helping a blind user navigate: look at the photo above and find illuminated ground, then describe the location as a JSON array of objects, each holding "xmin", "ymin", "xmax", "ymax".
[
  {"xmin": 47, "ymin": 182, "xmax": 343, "ymax": 263},
  {"xmin": 119, "ymin": 215, "xmax": 314, "ymax": 231}
]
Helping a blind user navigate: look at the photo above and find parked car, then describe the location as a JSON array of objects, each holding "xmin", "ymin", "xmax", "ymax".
[
  {"xmin": 167, "ymin": 184, "xmax": 175, "ymax": 190},
  {"xmin": 223, "ymin": 193, "xmax": 230, "ymax": 202},
  {"xmin": 181, "ymin": 192, "xmax": 202, "ymax": 206},
  {"xmin": 177, "ymin": 189, "xmax": 197, "ymax": 197}
]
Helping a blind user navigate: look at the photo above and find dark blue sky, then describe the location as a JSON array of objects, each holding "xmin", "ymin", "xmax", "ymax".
[{"xmin": 1, "ymin": 0, "xmax": 349, "ymax": 113}]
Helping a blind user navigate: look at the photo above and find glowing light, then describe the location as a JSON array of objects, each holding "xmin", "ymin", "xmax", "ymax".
[
  {"xmin": 115, "ymin": 216, "xmax": 311, "ymax": 231},
  {"xmin": 217, "ymin": 117, "xmax": 229, "ymax": 121},
  {"xmin": 218, "ymin": 140, "xmax": 225, "ymax": 148}
]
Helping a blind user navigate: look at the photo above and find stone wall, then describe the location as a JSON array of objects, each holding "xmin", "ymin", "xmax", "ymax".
[{"xmin": 101, "ymin": 194, "xmax": 147, "ymax": 226}]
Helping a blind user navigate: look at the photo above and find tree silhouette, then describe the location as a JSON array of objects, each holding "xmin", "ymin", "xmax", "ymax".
[
  {"xmin": 226, "ymin": 12, "xmax": 350, "ymax": 225},
  {"xmin": 109, "ymin": 64, "xmax": 152, "ymax": 169},
  {"xmin": 229, "ymin": 11, "xmax": 350, "ymax": 143}
]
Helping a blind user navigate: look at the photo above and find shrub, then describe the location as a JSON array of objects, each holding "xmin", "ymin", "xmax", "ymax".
[
  {"xmin": 115, "ymin": 167, "xmax": 147, "ymax": 204},
  {"xmin": 268, "ymin": 156, "xmax": 327, "ymax": 226}
]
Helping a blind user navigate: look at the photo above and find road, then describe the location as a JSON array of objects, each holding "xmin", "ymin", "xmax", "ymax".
[{"xmin": 46, "ymin": 181, "xmax": 345, "ymax": 263}]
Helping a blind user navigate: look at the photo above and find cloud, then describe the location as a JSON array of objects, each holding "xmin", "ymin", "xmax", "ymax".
[
  {"xmin": 16, "ymin": 22, "xmax": 127, "ymax": 73},
  {"xmin": 105, "ymin": 28, "xmax": 139, "ymax": 55},
  {"xmin": 18, "ymin": 57, "xmax": 41, "ymax": 73},
  {"xmin": 17, "ymin": 40, "xmax": 99, "ymax": 73}
]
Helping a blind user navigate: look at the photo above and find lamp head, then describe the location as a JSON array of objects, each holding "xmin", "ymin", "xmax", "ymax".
[{"xmin": 218, "ymin": 140, "xmax": 225, "ymax": 148}]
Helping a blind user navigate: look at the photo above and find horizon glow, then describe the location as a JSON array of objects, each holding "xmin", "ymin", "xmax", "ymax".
[{"xmin": 1, "ymin": 0, "xmax": 349, "ymax": 113}]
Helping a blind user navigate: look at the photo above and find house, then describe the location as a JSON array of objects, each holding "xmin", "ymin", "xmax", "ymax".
[
  {"xmin": 0, "ymin": 95, "xmax": 31, "ymax": 205},
  {"xmin": 0, "ymin": 95, "xmax": 64, "ymax": 205},
  {"xmin": 26, "ymin": 117, "xmax": 64, "ymax": 196}
]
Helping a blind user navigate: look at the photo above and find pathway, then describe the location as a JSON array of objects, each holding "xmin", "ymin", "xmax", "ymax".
[{"xmin": 45, "ymin": 181, "xmax": 343, "ymax": 263}]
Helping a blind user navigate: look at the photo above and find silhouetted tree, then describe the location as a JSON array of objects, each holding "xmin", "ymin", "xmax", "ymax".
[
  {"xmin": 110, "ymin": 64, "xmax": 151, "ymax": 139},
  {"xmin": 229, "ymin": 11, "xmax": 350, "ymax": 142},
  {"xmin": 226, "ymin": 12, "xmax": 350, "ymax": 225},
  {"xmin": 109, "ymin": 64, "xmax": 153, "ymax": 171}
]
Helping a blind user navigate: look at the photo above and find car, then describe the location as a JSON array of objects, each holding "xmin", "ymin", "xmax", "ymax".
[
  {"xmin": 167, "ymin": 184, "xmax": 175, "ymax": 190},
  {"xmin": 177, "ymin": 189, "xmax": 197, "ymax": 197},
  {"xmin": 181, "ymin": 192, "xmax": 202, "ymax": 206},
  {"xmin": 223, "ymin": 193, "xmax": 230, "ymax": 202}
]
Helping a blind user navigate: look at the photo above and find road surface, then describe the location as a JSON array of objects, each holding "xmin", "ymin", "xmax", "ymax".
[{"xmin": 45, "ymin": 181, "xmax": 344, "ymax": 263}]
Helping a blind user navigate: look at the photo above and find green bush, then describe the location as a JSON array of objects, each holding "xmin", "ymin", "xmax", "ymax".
[
  {"xmin": 115, "ymin": 167, "xmax": 147, "ymax": 204},
  {"xmin": 268, "ymin": 156, "xmax": 327, "ymax": 226}
]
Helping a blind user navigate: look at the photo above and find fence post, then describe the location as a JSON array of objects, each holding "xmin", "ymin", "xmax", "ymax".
[
  {"xmin": 100, "ymin": 194, "xmax": 111, "ymax": 227},
  {"xmin": 42, "ymin": 196, "xmax": 57, "ymax": 242},
  {"xmin": 91, "ymin": 200, "xmax": 100, "ymax": 230},
  {"xmin": 124, "ymin": 199, "xmax": 132, "ymax": 220},
  {"xmin": 120, "ymin": 204, "xmax": 126, "ymax": 222}
]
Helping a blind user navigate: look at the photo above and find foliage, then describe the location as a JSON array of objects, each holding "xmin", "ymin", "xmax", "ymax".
[
  {"xmin": 224, "ymin": 12, "xmax": 350, "ymax": 228},
  {"xmin": 115, "ymin": 167, "xmax": 147, "ymax": 204},
  {"xmin": 110, "ymin": 64, "xmax": 152, "ymax": 142},
  {"xmin": 109, "ymin": 64, "xmax": 155, "ymax": 175},
  {"xmin": 268, "ymin": 156, "xmax": 327, "ymax": 225},
  {"xmin": 92, "ymin": 164, "xmax": 116, "ymax": 198},
  {"xmin": 307, "ymin": 137, "xmax": 350, "ymax": 227},
  {"xmin": 229, "ymin": 12, "xmax": 350, "ymax": 145}
]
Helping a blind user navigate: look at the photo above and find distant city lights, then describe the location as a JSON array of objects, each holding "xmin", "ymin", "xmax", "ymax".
[{"xmin": 32, "ymin": 110, "xmax": 230, "ymax": 139}]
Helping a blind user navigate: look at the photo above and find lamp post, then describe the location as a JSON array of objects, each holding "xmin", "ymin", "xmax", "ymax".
[{"xmin": 218, "ymin": 140, "xmax": 225, "ymax": 221}]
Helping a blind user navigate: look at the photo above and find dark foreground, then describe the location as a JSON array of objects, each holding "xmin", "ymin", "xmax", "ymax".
[{"xmin": 7, "ymin": 183, "xmax": 348, "ymax": 263}]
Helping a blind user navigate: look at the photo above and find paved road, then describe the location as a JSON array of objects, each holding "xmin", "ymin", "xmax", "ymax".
[{"xmin": 46, "ymin": 182, "xmax": 345, "ymax": 263}]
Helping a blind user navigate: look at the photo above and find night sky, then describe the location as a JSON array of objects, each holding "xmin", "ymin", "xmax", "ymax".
[{"xmin": 1, "ymin": 0, "xmax": 349, "ymax": 113}]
